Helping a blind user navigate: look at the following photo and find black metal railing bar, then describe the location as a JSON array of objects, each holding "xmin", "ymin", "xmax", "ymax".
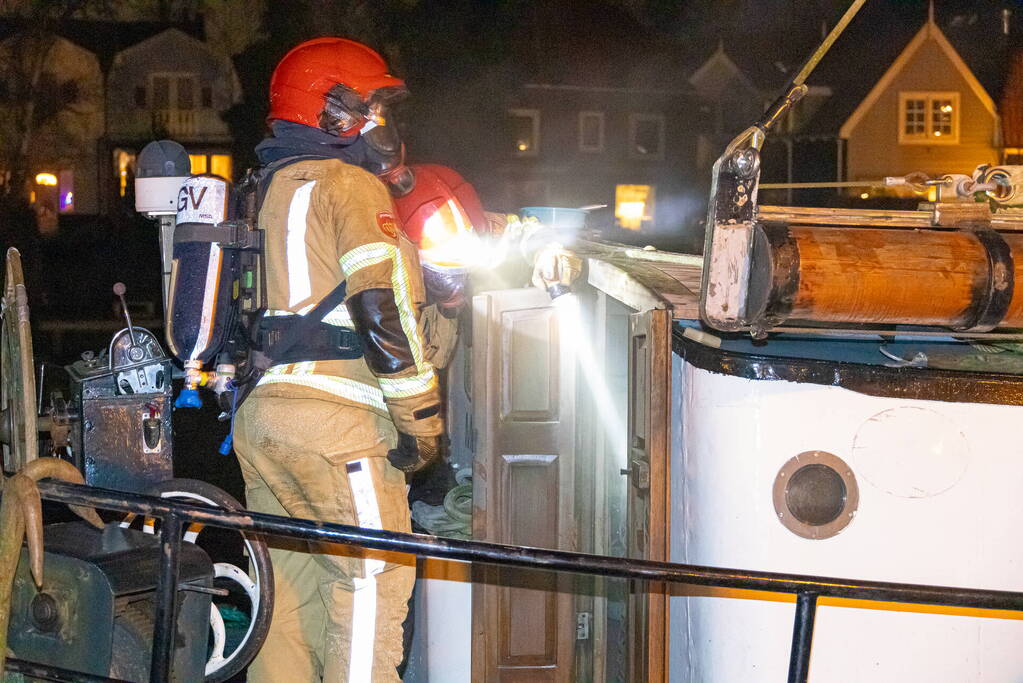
[
  {"xmin": 6, "ymin": 657, "xmax": 131, "ymax": 682},
  {"xmin": 15, "ymin": 480, "xmax": 1023, "ymax": 683}
]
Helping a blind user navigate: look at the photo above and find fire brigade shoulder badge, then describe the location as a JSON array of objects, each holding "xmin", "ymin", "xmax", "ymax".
[{"xmin": 377, "ymin": 211, "xmax": 398, "ymax": 239}]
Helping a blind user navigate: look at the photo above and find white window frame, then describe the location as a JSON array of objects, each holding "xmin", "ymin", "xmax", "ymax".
[
  {"xmin": 898, "ymin": 91, "xmax": 960, "ymax": 145},
  {"xmin": 149, "ymin": 72, "xmax": 199, "ymax": 111},
  {"xmin": 628, "ymin": 113, "xmax": 665, "ymax": 160},
  {"xmin": 578, "ymin": 111, "xmax": 605, "ymax": 153},
  {"xmin": 508, "ymin": 108, "xmax": 540, "ymax": 158}
]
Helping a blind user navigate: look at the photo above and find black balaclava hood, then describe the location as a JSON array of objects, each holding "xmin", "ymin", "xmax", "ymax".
[{"xmin": 255, "ymin": 120, "xmax": 370, "ymax": 166}]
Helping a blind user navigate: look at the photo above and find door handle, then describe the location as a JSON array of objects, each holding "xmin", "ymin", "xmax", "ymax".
[{"xmin": 620, "ymin": 460, "xmax": 650, "ymax": 490}]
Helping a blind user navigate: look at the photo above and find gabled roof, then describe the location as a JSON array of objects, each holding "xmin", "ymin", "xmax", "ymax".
[
  {"xmin": 688, "ymin": 42, "xmax": 760, "ymax": 96},
  {"xmin": 790, "ymin": 3, "xmax": 1016, "ymax": 139},
  {"xmin": 112, "ymin": 26, "xmax": 219, "ymax": 66},
  {"xmin": 0, "ymin": 18, "xmax": 204, "ymax": 72},
  {"xmin": 838, "ymin": 12, "xmax": 995, "ymax": 139}
]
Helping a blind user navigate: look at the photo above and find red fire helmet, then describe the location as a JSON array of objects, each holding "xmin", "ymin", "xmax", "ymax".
[
  {"xmin": 395, "ymin": 165, "xmax": 486, "ymax": 243},
  {"xmin": 268, "ymin": 38, "xmax": 406, "ymax": 134}
]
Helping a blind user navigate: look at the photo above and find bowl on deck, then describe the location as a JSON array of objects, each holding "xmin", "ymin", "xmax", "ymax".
[{"xmin": 519, "ymin": 206, "xmax": 588, "ymax": 231}]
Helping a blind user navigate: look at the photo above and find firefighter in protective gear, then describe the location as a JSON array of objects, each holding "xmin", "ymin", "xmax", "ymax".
[
  {"xmin": 394, "ymin": 164, "xmax": 487, "ymax": 369},
  {"xmin": 233, "ymin": 38, "xmax": 438, "ymax": 682}
]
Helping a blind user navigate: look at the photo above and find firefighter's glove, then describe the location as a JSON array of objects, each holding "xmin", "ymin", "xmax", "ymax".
[
  {"xmin": 531, "ymin": 244, "xmax": 583, "ymax": 295},
  {"xmin": 423, "ymin": 264, "xmax": 469, "ymax": 316},
  {"xmin": 387, "ymin": 431, "xmax": 441, "ymax": 473}
]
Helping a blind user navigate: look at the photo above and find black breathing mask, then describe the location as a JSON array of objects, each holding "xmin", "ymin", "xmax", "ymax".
[
  {"xmin": 319, "ymin": 86, "xmax": 416, "ymax": 197},
  {"xmin": 362, "ymin": 121, "xmax": 415, "ymax": 197}
]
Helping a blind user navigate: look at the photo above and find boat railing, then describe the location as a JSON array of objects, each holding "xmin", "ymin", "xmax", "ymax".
[{"xmin": 12, "ymin": 479, "xmax": 1023, "ymax": 683}]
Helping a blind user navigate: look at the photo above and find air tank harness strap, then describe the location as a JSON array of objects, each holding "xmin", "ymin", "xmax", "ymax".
[
  {"xmin": 217, "ymin": 280, "xmax": 362, "ymax": 455},
  {"xmin": 258, "ymin": 317, "xmax": 363, "ymax": 365},
  {"xmin": 236, "ymin": 280, "xmax": 361, "ymax": 407}
]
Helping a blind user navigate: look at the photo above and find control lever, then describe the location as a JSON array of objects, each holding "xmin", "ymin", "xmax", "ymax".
[{"xmin": 112, "ymin": 282, "xmax": 138, "ymax": 349}]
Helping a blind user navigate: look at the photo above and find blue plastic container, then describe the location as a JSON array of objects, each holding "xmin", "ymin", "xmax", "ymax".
[{"xmin": 520, "ymin": 206, "xmax": 587, "ymax": 231}]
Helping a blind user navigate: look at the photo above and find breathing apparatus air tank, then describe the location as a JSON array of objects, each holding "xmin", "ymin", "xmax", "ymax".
[{"xmin": 166, "ymin": 174, "xmax": 239, "ymax": 408}]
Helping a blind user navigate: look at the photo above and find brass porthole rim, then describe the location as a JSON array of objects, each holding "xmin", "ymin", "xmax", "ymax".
[{"xmin": 772, "ymin": 450, "xmax": 859, "ymax": 540}]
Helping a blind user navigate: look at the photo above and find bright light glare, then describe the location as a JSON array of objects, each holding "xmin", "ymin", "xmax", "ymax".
[
  {"xmin": 420, "ymin": 199, "xmax": 483, "ymax": 269},
  {"xmin": 35, "ymin": 172, "xmax": 57, "ymax": 186},
  {"xmin": 551, "ymin": 290, "xmax": 578, "ymax": 310},
  {"xmin": 552, "ymin": 292, "xmax": 626, "ymax": 453},
  {"xmin": 940, "ymin": 104, "xmax": 953, "ymax": 113},
  {"xmin": 859, "ymin": 192, "xmax": 869, "ymax": 199},
  {"xmin": 933, "ymin": 130, "xmax": 942, "ymax": 137},
  {"xmin": 618, "ymin": 201, "xmax": 645, "ymax": 220}
]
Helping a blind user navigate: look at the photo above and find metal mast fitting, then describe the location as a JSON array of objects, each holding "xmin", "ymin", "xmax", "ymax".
[
  {"xmin": 698, "ymin": 0, "xmax": 1023, "ymax": 339},
  {"xmin": 700, "ymin": 0, "xmax": 869, "ymax": 333}
]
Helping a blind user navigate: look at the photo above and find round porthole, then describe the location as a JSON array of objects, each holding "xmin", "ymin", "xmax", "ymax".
[{"xmin": 773, "ymin": 451, "xmax": 858, "ymax": 540}]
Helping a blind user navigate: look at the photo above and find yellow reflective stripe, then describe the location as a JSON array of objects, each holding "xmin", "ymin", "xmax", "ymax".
[
  {"xmin": 338, "ymin": 241, "xmax": 427, "ymax": 372},
  {"xmin": 378, "ymin": 367, "xmax": 437, "ymax": 399},
  {"xmin": 257, "ymin": 371, "xmax": 386, "ymax": 412},
  {"xmin": 338, "ymin": 242, "xmax": 394, "ymax": 277},
  {"xmin": 291, "ymin": 361, "xmax": 317, "ymax": 374},
  {"xmin": 389, "ymin": 252, "xmax": 425, "ymax": 371}
]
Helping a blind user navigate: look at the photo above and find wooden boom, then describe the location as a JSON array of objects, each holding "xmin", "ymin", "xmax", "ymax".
[{"xmin": 748, "ymin": 223, "xmax": 1023, "ymax": 331}]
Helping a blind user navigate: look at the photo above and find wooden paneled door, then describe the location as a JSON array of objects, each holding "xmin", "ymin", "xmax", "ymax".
[
  {"xmin": 626, "ymin": 308, "xmax": 671, "ymax": 683},
  {"xmin": 471, "ymin": 288, "xmax": 577, "ymax": 682}
]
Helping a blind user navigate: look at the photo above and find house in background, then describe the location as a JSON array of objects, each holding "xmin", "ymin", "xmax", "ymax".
[
  {"xmin": 476, "ymin": 1, "xmax": 707, "ymax": 246},
  {"xmin": 0, "ymin": 20, "xmax": 240, "ymax": 221},
  {"xmin": 104, "ymin": 27, "xmax": 240, "ymax": 214},
  {"xmin": 775, "ymin": 3, "xmax": 1019, "ymax": 205},
  {"xmin": 0, "ymin": 31, "xmax": 104, "ymax": 221},
  {"xmin": 836, "ymin": 9, "xmax": 1000, "ymax": 192},
  {"xmin": 500, "ymin": 82, "xmax": 702, "ymax": 236},
  {"xmin": 683, "ymin": 3, "xmax": 1021, "ymax": 207}
]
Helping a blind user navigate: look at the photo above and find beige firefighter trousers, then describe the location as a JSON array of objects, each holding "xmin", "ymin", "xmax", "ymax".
[{"xmin": 234, "ymin": 385, "xmax": 415, "ymax": 683}]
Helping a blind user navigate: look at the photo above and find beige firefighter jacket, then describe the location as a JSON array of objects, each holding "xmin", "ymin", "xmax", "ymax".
[{"xmin": 255, "ymin": 158, "xmax": 441, "ymax": 436}]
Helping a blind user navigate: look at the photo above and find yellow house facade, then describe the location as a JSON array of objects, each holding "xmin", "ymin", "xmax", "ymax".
[{"xmin": 839, "ymin": 13, "xmax": 1000, "ymax": 187}]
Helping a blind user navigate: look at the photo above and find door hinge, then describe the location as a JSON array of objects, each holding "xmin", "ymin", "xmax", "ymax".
[{"xmin": 576, "ymin": 611, "xmax": 592, "ymax": 640}]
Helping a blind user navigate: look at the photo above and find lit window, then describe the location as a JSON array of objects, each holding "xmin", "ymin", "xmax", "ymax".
[
  {"xmin": 508, "ymin": 108, "xmax": 540, "ymax": 157},
  {"xmin": 34, "ymin": 173, "xmax": 57, "ymax": 186},
  {"xmin": 187, "ymin": 153, "xmax": 233, "ymax": 180},
  {"xmin": 210, "ymin": 154, "xmax": 232, "ymax": 180},
  {"xmin": 114, "ymin": 149, "xmax": 136, "ymax": 198},
  {"xmin": 615, "ymin": 184, "xmax": 655, "ymax": 231},
  {"xmin": 579, "ymin": 111, "xmax": 604, "ymax": 153},
  {"xmin": 188, "ymin": 154, "xmax": 208, "ymax": 174},
  {"xmin": 628, "ymin": 114, "xmax": 665, "ymax": 160},
  {"xmin": 899, "ymin": 92, "xmax": 959, "ymax": 144}
]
